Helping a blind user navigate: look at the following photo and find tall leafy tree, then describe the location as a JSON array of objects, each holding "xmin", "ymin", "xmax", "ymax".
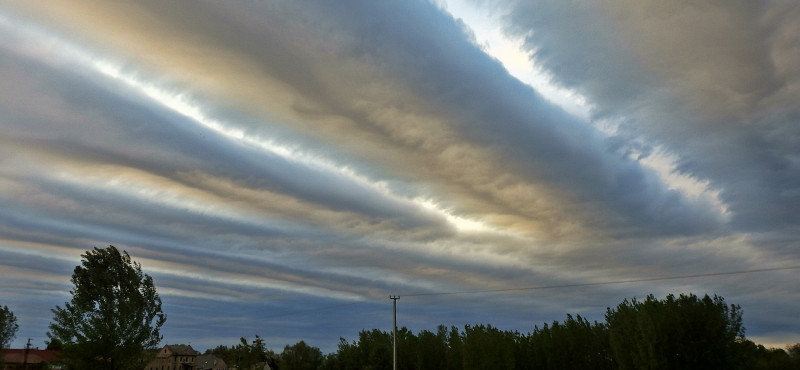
[
  {"xmin": 233, "ymin": 335, "xmax": 276, "ymax": 370},
  {"xmin": 445, "ymin": 326, "xmax": 463, "ymax": 370},
  {"xmin": 788, "ymin": 343, "xmax": 800, "ymax": 369},
  {"xmin": 48, "ymin": 245, "xmax": 167, "ymax": 370},
  {"xmin": 413, "ymin": 327, "xmax": 447, "ymax": 370},
  {"xmin": 359, "ymin": 329, "xmax": 392, "ymax": 370},
  {"xmin": 329, "ymin": 329, "xmax": 391, "ymax": 370},
  {"xmin": 606, "ymin": 293, "xmax": 744, "ymax": 370},
  {"xmin": 462, "ymin": 324, "xmax": 516, "ymax": 370},
  {"xmin": 0, "ymin": 305, "xmax": 18, "ymax": 349},
  {"xmin": 527, "ymin": 314, "xmax": 613, "ymax": 370},
  {"xmin": 736, "ymin": 340, "xmax": 799, "ymax": 370},
  {"xmin": 1, "ymin": 305, "xmax": 19, "ymax": 369},
  {"xmin": 326, "ymin": 337, "xmax": 358, "ymax": 370},
  {"xmin": 204, "ymin": 337, "xmax": 275, "ymax": 370},
  {"xmin": 279, "ymin": 340, "xmax": 324, "ymax": 370}
]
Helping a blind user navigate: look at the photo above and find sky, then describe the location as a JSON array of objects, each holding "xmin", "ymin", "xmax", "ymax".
[{"xmin": 1, "ymin": 0, "xmax": 799, "ymax": 354}]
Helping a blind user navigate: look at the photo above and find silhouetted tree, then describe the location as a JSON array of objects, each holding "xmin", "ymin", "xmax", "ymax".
[
  {"xmin": 1, "ymin": 305, "xmax": 19, "ymax": 369},
  {"xmin": 361, "ymin": 329, "xmax": 392, "ymax": 370},
  {"xmin": 326, "ymin": 330, "xmax": 391, "ymax": 370},
  {"xmin": 279, "ymin": 340, "xmax": 324, "ymax": 370},
  {"xmin": 45, "ymin": 337, "xmax": 64, "ymax": 351},
  {"xmin": 233, "ymin": 335, "xmax": 274, "ymax": 370},
  {"xmin": 0, "ymin": 305, "xmax": 18, "ymax": 349},
  {"xmin": 326, "ymin": 338, "xmax": 357, "ymax": 370},
  {"xmin": 788, "ymin": 343, "xmax": 800, "ymax": 359},
  {"xmin": 789, "ymin": 343, "xmax": 800, "ymax": 370},
  {"xmin": 311, "ymin": 293, "xmax": 794, "ymax": 370},
  {"xmin": 48, "ymin": 246, "xmax": 166, "ymax": 370},
  {"xmin": 445, "ymin": 326, "xmax": 463, "ymax": 370},
  {"xmin": 413, "ymin": 327, "xmax": 447, "ymax": 370},
  {"xmin": 606, "ymin": 293, "xmax": 743, "ymax": 370},
  {"xmin": 526, "ymin": 314, "xmax": 613, "ymax": 370},
  {"xmin": 462, "ymin": 324, "xmax": 515, "ymax": 370},
  {"xmin": 736, "ymin": 339, "xmax": 800, "ymax": 370}
]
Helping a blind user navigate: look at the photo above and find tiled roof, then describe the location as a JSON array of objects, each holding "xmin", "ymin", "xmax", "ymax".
[
  {"xmin": 2, "ymin": 349, "xmax": 62, "ymax": 364},
  {"xmin": 164, "ymin": 344, "xmax": 200, "ymax": 356},
  {"xmin": 196, "ymin": 355, "xmax": 227, "ymax": 370}
]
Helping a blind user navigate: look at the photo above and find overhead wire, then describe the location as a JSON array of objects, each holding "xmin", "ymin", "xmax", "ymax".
[
  {"xmin": 158, "ymin": 264, "xmax": 800, "ymax": 329},
  {"xmin": 398, "ymin": 265, "xmax": 800, "ymax": 297}
]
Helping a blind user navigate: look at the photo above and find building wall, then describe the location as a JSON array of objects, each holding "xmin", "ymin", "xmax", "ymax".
[{"xmin": 144, "ymin": 346, "xmax": 198, "ymax": 370}]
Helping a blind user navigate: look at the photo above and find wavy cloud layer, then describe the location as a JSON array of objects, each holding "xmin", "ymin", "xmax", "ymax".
[{"xmin": 1, "ymin": 0, "xmax": 798, "ymax": 351}]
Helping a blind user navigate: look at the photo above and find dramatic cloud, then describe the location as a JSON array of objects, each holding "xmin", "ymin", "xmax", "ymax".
[
  {"xmin": 1, "ymin": 0, "xmax": 798, "ymax": 351},
  {"xmin": 500, "ymin": 0, "xmax": 800, "ymax": 231}
]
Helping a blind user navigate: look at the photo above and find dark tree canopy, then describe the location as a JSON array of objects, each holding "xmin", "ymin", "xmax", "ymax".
[
  {"xmin": 0, "ymin": 305, "xmax": 18, "ymax": 350},
  {"xmin": 279, "ymin": 340, "xmax": 324, "ymax": 370},
  {"xmin": 605, "ymin": 293, "xmax": 744, "ymax": 370},
  {"xmin": 1, "ymin": 304, "xmax": 19, "ymax": 370},
  {"xmin": 319, "ymin": 293, "xmax": 788, "ymax": 370},
  {"xmin": 48, "ymin": 245, "xmax": 166, "ymax": 370},
  {"xmin": 45, "ymin": 337, "xmax": 64, "ymax": 351},
  {"xmin": 205, "ymin": 335, "xmax": 276, "ymax": 370},
  {"xmin": 526, "ymin": 314, "xmax": 613, "ymax": 370}
]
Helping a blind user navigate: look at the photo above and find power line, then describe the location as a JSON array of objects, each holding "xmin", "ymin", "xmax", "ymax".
[
  {"xmin": 166, "ymin": 265, "xmax": 800, "ymax": 324},
  {"xmin": 400, "ymin": 265, "xmax": 800, "ymax": 297}
]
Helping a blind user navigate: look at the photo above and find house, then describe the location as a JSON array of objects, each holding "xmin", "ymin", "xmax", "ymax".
[
  {"xmin": 144, "ymin": 344, "xmax": 200, "ymax": 370},
  {"xmin": 195, "ymin": 355, "xmax": 227, "ymax": 370},
  {"xmin": 2, "ymin": 349, "xmax": 63, "ymax": 370}
]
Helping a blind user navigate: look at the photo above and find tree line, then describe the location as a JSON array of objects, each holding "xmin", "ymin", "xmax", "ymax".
[
  {"xmin": 2, "ymin": 245, "xmax": 799, "ymax": 370},
  {"xmin": 210, "ymin": 302, "xmax": 800, "ymax": 370},
  {"xmin": 204, "ymin": 336, "xmax": 323, "ymax": 370},
  {"xmin": 318, "ymin": 294, "xmax": 800, "ymax": 370}
]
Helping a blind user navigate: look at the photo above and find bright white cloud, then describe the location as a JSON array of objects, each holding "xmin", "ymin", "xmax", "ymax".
[
  {"xmin": 439, "ymin": 0, "xmax": 591, "ymax": 120},
  {"xmin": 440, "ymin": 0, "xmax": 730, "ymax": 224}
]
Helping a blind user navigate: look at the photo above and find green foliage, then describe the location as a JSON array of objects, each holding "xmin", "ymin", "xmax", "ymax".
[
  {"xmin": 360, "ymin": 329, "xmax": 392, "ymax": 370},
  {"xmin": 444, "ymin": 325, "xmax": 463, "ymax": 370},
  {"xmin": 788, "ymin": 343, "xmax": 800, "ymax": 359},
  {"xmin": 47, "ymin": 245, "xmax": 167, "ymax": 370},
  {"xmin": 0, "ymin": 305, "xmax": 18, "ymax": 349},
  {"xmin": 278, "ymin": 340, "xmax": 324, "ymax": 370},
  {"xmin": 394, "ymin": 327, "xmax": 415, "ymax": 370},
  {"xmin": 45, "ymin": 337, "xmax": 64, "ymax": 351},
  {"xmin": 325, "ymin": 329, "xmax": 391, "ymax": 370},
  {"xmin": 527, "ymin": 314, "xmax": 613, "ymax": 370},
  {"xmin": 734, "ymin": 339, "xmax": 800, "ymax": 370},
  {"xmin": 462, "ymin": 324, "xmax": 515, "ymax": 370},
  {"xmin": 206, "ymin": 335, "xmax": 276, "ymax": 370},
  {"xmin": 237, "ymin": 335, "xmax": 272, "ymax": 370},
  {"xmin": 1, "ymin": 305, "xmax": 19, "ymax": 369},
  {"xmin": 412, "ymin": 327, "xmax": 447, "ymax": 370},
  {"xmin": 790, "ymin": 344, "xmax": 800, "ymax": 370},
  {"xmin": 789, "ymin": 343, "xmax": 800, "ymax": 369},
  {"xmin": 219, "ymin": 293, "xmax": 793, "ymax": 370},
  {"xmin": 605, "ymin": 293, "xmax": 744, "ymax": 370}
]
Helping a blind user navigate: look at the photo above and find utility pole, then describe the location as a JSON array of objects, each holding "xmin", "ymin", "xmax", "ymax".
[
  {"xmin": 390, "ymin": 295, "xmax": 400, "ymax": 370},
  {"xmin": 23, "ymin": 338, "xmax": 31, "ymax": 370}
]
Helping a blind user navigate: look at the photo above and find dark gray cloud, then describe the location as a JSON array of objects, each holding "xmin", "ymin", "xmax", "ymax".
[
  {"xmin": 498, "ymin": 0, "xmax": 800, "ymax": 233},
  {"xmin": 219, "ymin": 0, "xmax": 722, "ymax": 238}
]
